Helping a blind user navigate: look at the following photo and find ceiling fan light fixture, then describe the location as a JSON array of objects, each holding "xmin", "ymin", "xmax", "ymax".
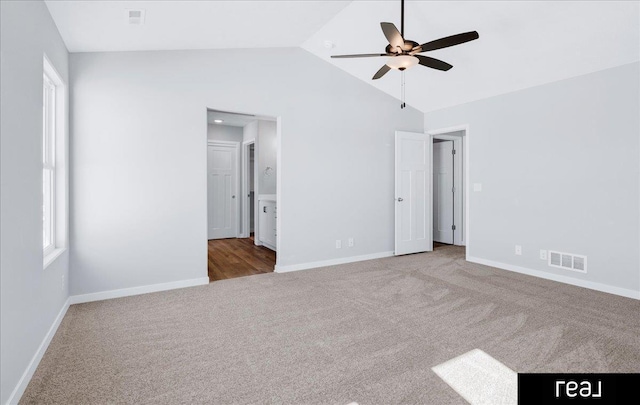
[{"xmin": 386, "ymin": 55, "xmax": 419, "ymax": 70}]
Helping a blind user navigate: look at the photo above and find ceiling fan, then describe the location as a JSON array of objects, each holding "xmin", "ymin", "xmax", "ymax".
[{"xmin": 331, "ymin": 0, "xmax": 479, "ymax": 81}]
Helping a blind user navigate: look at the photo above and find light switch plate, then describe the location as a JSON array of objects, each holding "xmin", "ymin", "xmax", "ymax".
[{"xmin": 473, "ymin": 183, "xmax": 482, "ymax": 192}]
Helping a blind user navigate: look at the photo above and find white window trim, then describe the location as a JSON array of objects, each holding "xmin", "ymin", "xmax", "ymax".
[
  {"xmin": 43, "ymin": 74, "xmax": 56, "ymax": 256},
  {"xmin": 44, "ymin": 248, "xmax": 66, "ymax": 269},
  {"xmin": 43, "ymin": 54, "xmax": 68, "ymax": 269}
]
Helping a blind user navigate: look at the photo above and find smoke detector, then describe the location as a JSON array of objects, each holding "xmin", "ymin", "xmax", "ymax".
[{"xmin": 125, "ymin": 9, "xmax": 145, "ymax": 25}]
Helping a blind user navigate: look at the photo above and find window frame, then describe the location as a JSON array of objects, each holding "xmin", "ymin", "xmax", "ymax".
[
  {"xmin": 43, "ymin": 72, "xmax": 56, "ymax": 256},
  {"xmin": 42, "ymin": 54, "xmax": 67, "ymax": 268}
]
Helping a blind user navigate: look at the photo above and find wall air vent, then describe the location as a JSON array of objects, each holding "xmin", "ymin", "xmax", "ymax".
[
  {"xmin": 126, "ymin": 9, "xmax": 145, "ymax": 25},
  {"xmin": 548, "ymin": 250, "xmax": 587, "ymax": 273}
]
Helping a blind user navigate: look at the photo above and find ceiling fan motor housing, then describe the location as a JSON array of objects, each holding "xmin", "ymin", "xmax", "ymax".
[{"xmin": 386, "ymin": 40, "xmax": 419, "ymax": 54}]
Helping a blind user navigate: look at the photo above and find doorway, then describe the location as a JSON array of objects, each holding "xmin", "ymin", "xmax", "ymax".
[
  {"xmin": 433, "ymin": 139, "xmax": 454, "ymax": 244},
  {"xmin": 206, "ymin": 109, "xmax": 278, "ymax": 282},
  {"xmin": 430, "ymin": 129, "xmax": 466, "ymax": 248}
]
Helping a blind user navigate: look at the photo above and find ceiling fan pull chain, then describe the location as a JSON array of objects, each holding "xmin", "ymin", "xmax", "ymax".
[{"xmin": 400, "ymin": 70, "xmax": 406, "ymax": 109}]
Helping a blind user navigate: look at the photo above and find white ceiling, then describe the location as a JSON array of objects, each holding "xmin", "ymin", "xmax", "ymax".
[
  {"xmin": 44, "ymin": 0, "xmax": 350, "ymax": 52},
  {"xmin": 46, "ymin": 1, "xmax": 639, "ymax": 113},
  {"xmin": 207, "ymin": 109, "xmax": 274, "ymax": 127},
  {"xmin": 207, "ymin": 110, "xmax": 254, "ymax": 127}
]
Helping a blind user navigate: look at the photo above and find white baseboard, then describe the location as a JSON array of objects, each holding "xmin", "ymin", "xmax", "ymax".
[
  {"xmin": 275, "ymin": 251, "xmax": 394, "ymax": 273},
  {"xmin": 69, "ymin": 277, "xmax": 210, "ymax": 304},
  {"xmin": 467, "ymin": 256, "xmax": 640, "ymax": 300},
  {"xmin": 6, "ymin": 297, "xmax": 71, "ymax": 405}
]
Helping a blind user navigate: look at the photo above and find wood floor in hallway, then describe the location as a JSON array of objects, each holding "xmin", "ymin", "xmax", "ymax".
[{"xmin": 207, "ymin": 237, "xmax": 276, "ymax": 282}]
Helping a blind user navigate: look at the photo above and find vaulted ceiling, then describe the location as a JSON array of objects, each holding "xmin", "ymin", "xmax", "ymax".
[
  {"xmin": 46, "ymin": 0, "xmax": 639, "ymax": 113},
  {"xmin": 45, "ymin": 0, "xmax": 351, "ymax": 52}
]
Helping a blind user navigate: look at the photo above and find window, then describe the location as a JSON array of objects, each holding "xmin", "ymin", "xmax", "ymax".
[
  {"xmin": 42, "ymin": 55, "xmax": 67, "ymax": 266},
  {"xmin": 43, "ymin": 72, "xmax": 56, "ymax": 255}
]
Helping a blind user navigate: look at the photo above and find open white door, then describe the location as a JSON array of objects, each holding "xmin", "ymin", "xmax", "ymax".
[
  {"xmin": 395, "ymin": 131, "xmax": 432, "ymax": 255},
  {"xmin": 208, "ymin": 142, "xmax": 238, "ymax": 239}
]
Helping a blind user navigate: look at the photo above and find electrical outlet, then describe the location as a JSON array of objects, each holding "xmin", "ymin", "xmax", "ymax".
[
  {"xmin": 348, "ymin": 238, "xmax": 354, "ymax": 247},
  {"xmin": 515, "ymin": 245, "xmax": 522, "ymax": 255},
  {"xmin": 540, "ymin": 250, "xmax": 547, "ymax": 260},
  {"xmin": 335, "ymin": 240, "xmax": 342, "ymax": 249}
]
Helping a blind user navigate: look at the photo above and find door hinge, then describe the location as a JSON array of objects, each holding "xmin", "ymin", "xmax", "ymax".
[
  {"xmin": 452, "ymin": 225, "xmax": 456, "ymax": 231},
  {"xmin": 452, "ymin": 149, "xmax": 456, "ymax": 155},
  {"xmin": 452, "ymin": 186, "xmax": 455, "ymax": 193}
]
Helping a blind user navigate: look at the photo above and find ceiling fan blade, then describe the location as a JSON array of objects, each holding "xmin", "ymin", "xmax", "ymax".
[
  {"xmin": 415, "ymin": 31, "xmax": 479, "ymax": 53},
  {"xmin": 331, "ymin": 53, "xmax": 389, "ymax": 59},
  {"xmin": 380, "ymin": 22, "xmax": 404, "ymax": 50},
  {"xmin": 372, "ymin": 64, "xmax": 392, "ymax": 80},
  {"xmin": 416, "ymin": 55, "xmax": 453, "ymax": 71}
]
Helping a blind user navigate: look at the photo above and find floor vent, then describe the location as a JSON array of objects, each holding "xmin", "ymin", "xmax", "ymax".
[{"xmin": 549, "ymin": 251, "xmax": 587, "ymax": 273}]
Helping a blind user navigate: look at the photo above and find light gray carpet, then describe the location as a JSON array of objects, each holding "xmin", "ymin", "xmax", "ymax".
[{"xmin": 21, "ymin": 246, "xmax": 640, "ymax": 404}]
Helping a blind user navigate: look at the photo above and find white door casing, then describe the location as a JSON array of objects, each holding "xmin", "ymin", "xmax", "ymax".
[
  {"xmin": 395, "ymin": 131, "xmax": 432, "ymax": 255},
  {"xmin": 433, "ymin": 141, "xmax": 454, "ymax": 244},
  {"xmin": 207, "ymin": 142, "xmax": 239, "ymax": 239},
  {"xmin": 241, "ymin": 141, "xmax": 255, "ymax": 238}
]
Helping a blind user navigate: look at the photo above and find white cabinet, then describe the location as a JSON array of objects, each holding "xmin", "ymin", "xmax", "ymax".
[{"xmin": 258, "ymin": 199, "xmax": 276, "ymax": 251}]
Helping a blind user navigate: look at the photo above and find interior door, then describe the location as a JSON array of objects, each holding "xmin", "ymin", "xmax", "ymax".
[
  {"xmin": 433, "ymin": 141, "xmax": 454, "ymax": 243},
  {"xmin": 395, "ymin": 131, "xmax": 432, "ymax": 255},
  {"xmin": 208, "ymin": 143, "xmax": 238, "ymax": 239}
]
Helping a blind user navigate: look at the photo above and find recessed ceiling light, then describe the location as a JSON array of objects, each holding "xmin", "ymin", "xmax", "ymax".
[{"xmin": 214, "ymin": 119, "xmax": 223, "ymax": 124}]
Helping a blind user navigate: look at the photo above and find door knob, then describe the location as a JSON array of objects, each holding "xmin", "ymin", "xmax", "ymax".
[
  {"xmin": 397, "ymin": 197, "xmax": 404, "ymax": 202},
  {"xmin": 232, "ymin": 195, "xmax": 236, "ymax": 199}
]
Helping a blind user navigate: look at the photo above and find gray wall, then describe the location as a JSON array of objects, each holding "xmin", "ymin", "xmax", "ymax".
[
  {"xmin": 0, "ymin": 1, "xmax": 70, "ymax": 403},
  {"xmin": 258, "ymin": 120, "xmax": 277, "ymax": 195},
  {"xmin": 207, "ymin": 123, "xmax": 243, "ymax": 143},
  {"xmin": 425, "ymin": 62, "xmax": 640, "ymax": 296},
  {"xmin": 69, "ymin": 48, "xmax": 423, "ymax": 295}
]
